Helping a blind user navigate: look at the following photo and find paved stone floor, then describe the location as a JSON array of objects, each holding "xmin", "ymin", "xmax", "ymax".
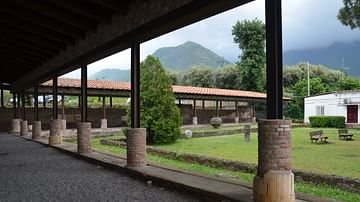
[{"xmin": 0, "ymin": 133, "xmax": 204, "ymax": 202}]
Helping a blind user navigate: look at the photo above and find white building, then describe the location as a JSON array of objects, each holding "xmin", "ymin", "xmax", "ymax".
[{"xmin": 304, "ymin": 91, "xmax": 360, "ymax": 124}]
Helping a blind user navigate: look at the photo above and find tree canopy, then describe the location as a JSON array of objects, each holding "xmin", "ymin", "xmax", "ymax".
[
  {"xmin": 232, "ymin": 18, "xmax": 266, "ymax": 92},
  {"xmin": 338, "ymin": 0, "xmax": 360, "ymax": 29}
]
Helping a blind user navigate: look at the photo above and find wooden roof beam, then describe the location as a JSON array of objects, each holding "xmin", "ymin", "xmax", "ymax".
[
  {"xmin": 89, "ymin": 0, "xmax": 132, "ymax": 13},
  {"xmin": 0, "ymin": 38, "xmax": 59, "ymax": 56},
  {"xmin": 11, "ymin": 0, "xmax": 97, "ymax": 31},
  {"xmin": 0, "ymin": 14, "xmax": 75, "ymax": 44},
  {"xmin": 49, "ymin": 0, "xmax": 112, "ymax": 23},
  {"xmin": 0, "ymin": 2, "xmax": 85, "ymax": 39},
  {"xmin": 0, "ymin": 43, "xmax": 51, "ymax": 59}
]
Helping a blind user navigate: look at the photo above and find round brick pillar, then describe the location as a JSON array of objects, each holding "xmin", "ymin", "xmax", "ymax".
[
  {"xmin": 20, "ymin": 121, "xmax": 28, "ymax": 136},
  {"xmin": 126, "ymin": 128, "xmax": 147, "ymax": 168},
  {"xmin": 234, "ymin": 117, "xmax": 239, "ymax": 123},
  {"xmin": 77, "ymin": 122, "xmax": 92, "ymax": 153},
  {"xmin": 192, "ymin": 116, "xmax": 198, "ymax": 125},
  {"xmin": 244, "ymin": 124, "xmax": 251, "ymax": 142},
  {"xmin": 254, "ymin": 119, "xmax": 295, "ymax": 202},
  {"xmin": 9, "ymin": 119, "xmax": 21, "ymax": 134},
  {"xmin": 32, "ymin": 121, "xmax": 42, "ymax": 139},
  {"xmin": 49, "ymin": 119, "xmax": 62, "ymax": 145},
  {"xmin": 100, "ymin": 119, "xmax": 107, "ymax": 129}
]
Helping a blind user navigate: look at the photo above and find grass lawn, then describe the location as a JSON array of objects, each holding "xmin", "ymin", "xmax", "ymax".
[
  {"xmin": 156, "ymin": 127, "xmax": 360, "ymax": 178},
  {"xmin": 88, "ymin": 136, "xmax": 360, "ymax": 202}
]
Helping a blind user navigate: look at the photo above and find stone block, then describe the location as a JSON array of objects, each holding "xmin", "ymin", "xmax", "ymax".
[
  {"xmin": 20, "ymin": 120, "xmax": 28, "ymax": 136},
  {"xmin": 32, "ymin": 121, "xmax": 42, "ymax": 139}
]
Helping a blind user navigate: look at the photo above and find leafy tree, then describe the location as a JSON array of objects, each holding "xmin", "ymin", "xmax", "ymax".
[
  {"xmin": 338, "ymin": 0, "xmax": 360, "ymax": 29},
  {"xmin": 339, "ymin": 76, "xmax": 360, "ymax": 90},
  {"xmin": 182, "ymin": 65, "xmax": 214, "ymax": 87},
  {"xmin": 232, "ymin": 18, "xmax": 266, "ymax": 92},
  {"xmin": 128, "ymin": 56, "xmax": 182, "ymax": 145},
  {"xmin": 166, "ymin": 70, "xmax": 182, "ymax": 85},
  {"xmin": 213, "ymin": 65, "xmax": 239, "ymax": 89}
]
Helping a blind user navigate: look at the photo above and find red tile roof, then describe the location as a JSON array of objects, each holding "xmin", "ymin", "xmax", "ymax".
[{"xmin": 41, "ymin": 78, "xmax": 289, "ymax": 100}]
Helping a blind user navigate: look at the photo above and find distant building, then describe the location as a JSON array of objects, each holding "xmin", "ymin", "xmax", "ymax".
[{"xmin": 304, "ymin": 91, "xmax": 360, "ymax": 124}]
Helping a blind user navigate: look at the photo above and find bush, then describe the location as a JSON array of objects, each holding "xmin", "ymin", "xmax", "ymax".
[
  {"xmin": 309, "ymin": 116, "xmax": 345, "ymax": 128},
  {"xmin": 210, "ymin": 117, "xmax": 222, "ymax": 128},
  {"xmin": 127, "ymin": 56, "xmax": 182, "ymax": 145}
]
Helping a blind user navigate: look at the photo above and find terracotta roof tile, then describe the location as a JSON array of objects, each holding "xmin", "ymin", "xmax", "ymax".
[{"xmin": 41, "ymin": 78, "xmax": 289, "ymax": 100}]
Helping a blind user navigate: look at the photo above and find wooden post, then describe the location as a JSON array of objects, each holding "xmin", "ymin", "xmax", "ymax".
[
  {"xmin": 81, "ymin": 66, "xmax": 88, "ymax": 122},
  {"xmin": 215, "ymin": 100, "xmax": 219, "ymax": 117},
  {"xmin": 0, "ymin": 83, "xmax": 4, "ymax": 108},
  {"xmin": 61, "ymin": 95, "xmax": 65, "ymax": 119},
  {"xmin": 34, "ymin": 86, "xmax": 39, "ymax": 121},
  {"xmin": 43, "ymin": 95, "xmax": 46, "ymax": 108},
  {"xmin": 109, "ymin": 96, "xmax": 112, "ymax": 108},
  {"xmin": 52, "ymin": 77, "xmax": 58, "ymax": 119},
  {"xmin": 202, "ymin": 100, "xmax": 205, "ymax": 109},
  {"xmin": 102, "ymin": 96, "xmax": 106, "ymax": 119}
]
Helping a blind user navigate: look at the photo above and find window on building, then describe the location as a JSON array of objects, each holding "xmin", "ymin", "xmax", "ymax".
[{"xmin": 316, "ymin": 105, "xmax": 325, "ymax": 116}]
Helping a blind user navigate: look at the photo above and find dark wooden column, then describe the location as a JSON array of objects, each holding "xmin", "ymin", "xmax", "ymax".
[
  {"xmin": 43, "ymin": 95, "xmax": 46, "ymax": 108},
  {"xmin": 109, "ymin": 96, "xmax": 113, "ymax": 108},
  {"xmin": 61, "ymin": 95, "xmax": 65, "ymax": 119},
  {"xmin": 266, "ymin": 0, "xmax": 283, "ymax": 119},
  {"xmin": 202, "ymin": 100, "xmax": 205, "ymax": 109},
  {"xmin": 216, "ymin": 100, "xmax": 219, "ymax": 116},
  {"xmin": 193, "ymin": 99, "xmax": 197, "ymax": 117},
  {"xmin": 17, "ymin": 93, "xmax": 21, "ymax": 117},
  {"xmin": 81, "ymin": 65, "xmax": 88, "ymax": 122},
  {"xmin": 52, "ymin": 77, "xmax": 58, "ymax": 119},
  {"xmin": 102, "ymin": 96, "xmax": 106, "ymax": 119},
  {"xmin": 34, "ymin": 86, "xmax": 39, "ymax": 121},
  {"xmin": 13, "ymin": 93, "xmax": 17, "ymax": 118},
  {"xmin": 21, "ymin": 91, "xmax": 25, "ymax": 120},
  {"xmin": 235, "ymin": 101, "xmax": 239, "ymax": 117},
  {"xmin": 0, "ymin": 83, "xmax": 4, "ymax": 108},
  {"xmin": 131, "ymin": 42, "xmax": 140, "ymax": 128}
]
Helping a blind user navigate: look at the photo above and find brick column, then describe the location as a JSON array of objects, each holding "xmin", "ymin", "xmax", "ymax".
[
  {"xmin": 77, "ymin": 122, "xmax": 91, "ymax": 153},
  {"xmin": 234, "ymin": 117, "xmax": 239, "ymax": 123},
  {"xmin": 49, "ymin": 119, "xmax": 62, "ymax": 145},
  {"xmin": 32, "ymin": 121, "xmax": 41, "ymax": 139},
  {"xmin": 9, "ymin": 119, "xmax": 21, "ymax": 134},
  {"xmin": 20, "ymin": 120, "xmax": 28, "ymax": 136},
  {"xmin": 100, "ymin": 119, "xmax": 107, "ymax": 129},
  {"xmin": 126, "ymin": 128, "xmax": 146, "ymax": 168},
  {"xmin": 253, "ymin": 119, "xmax": 295, "ymax": 202}
]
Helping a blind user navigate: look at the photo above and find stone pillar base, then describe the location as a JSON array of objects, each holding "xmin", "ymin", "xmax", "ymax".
[
  {"xmin": 32, "ymin": 121, "xmax": 42, "ymax": 139},
  {"xmin": 20, "ymin": 121, "xmax": 28, "ymax": 136},
  {"xmin": 49, "ymin": 119, "xmax": 62, "ymax": 145},
  {"xmin": 192, "ymin": 116, "xmax": 198, "ymax": 125},
  {"xmin": 61, "ymin": 119, "xmax": 67, "ymax": 136},
  {"xmin": 9, "ymin": 119, "xmax": 21, "ymax": 134},
  {"xmin": 126, "ymin": 128, "xmax": 147, "ymax": 168},
  {"xmin": 100, "ymin": 119, "xmax": 107, "ymax": 129},
  {"xmin": 254, "ymin": 119, "xmax": 293, "ymax": 202},
  {"xmin": 77, "ymin": 122, "xmax": 92, "ymax": 153},
  {"xmin": 234, "ymin": 117, "xmax": 239, "ymax": 123},
  {"xmin": 252, "ymin": 116, "xmax": 256, "ymax": 123},
  {"xmin": 253, "ymin": 171, "xmax": 295, "ymax": 202}
]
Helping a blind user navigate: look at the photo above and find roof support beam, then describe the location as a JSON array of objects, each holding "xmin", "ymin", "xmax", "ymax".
[
  {"xmin": 265, "ymin": 0, "xmax": 283, "ymax": 119},
  {"xmin": 81, "ymin": 66, "xmax": 88, "ymax": 122},
  {"xmin": 12, "ymin": 0, "xmax": 253, "ymax": 90},
  {"xmin": 131, "ymin": 42, "xmax": 140, "ymax": 128},
  {"xmin": 52, "ymin": 77, "xmax": 58, "ymax": 119}
]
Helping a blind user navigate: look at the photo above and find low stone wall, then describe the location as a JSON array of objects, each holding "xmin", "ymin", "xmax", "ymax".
[
  {"xmin": 180, "ymin": 128, "xmax": 257, "ymax": 139},
  {"xmin": 100, "ymin": 138, "xmax": 360, "ymax": 193}
]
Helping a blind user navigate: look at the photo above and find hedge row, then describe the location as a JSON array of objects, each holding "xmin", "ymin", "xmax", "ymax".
[{"xmin": 309, "ymin": 116, "xmax": 345, "ymax": 128}]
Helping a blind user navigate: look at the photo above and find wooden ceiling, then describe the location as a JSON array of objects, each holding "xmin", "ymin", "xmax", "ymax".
[{"xmin": 0, "ymin": 0, "xmax": 132, "ymax": 84}]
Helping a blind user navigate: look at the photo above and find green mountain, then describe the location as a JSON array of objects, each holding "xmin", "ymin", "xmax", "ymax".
[
  {"xmin": 152, "ymin": 41, "xmax": 231, "ymax": 70},
  {"xmin": 284, "ymin": 41, "xmax": 360, "ymax": 77},
  {"xmin": 89, "ymin": 69, "xmax": 130, "ymax": 81}
]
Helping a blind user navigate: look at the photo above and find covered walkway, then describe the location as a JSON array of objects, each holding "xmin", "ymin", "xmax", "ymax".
[{"xmin": 0, "ymin": 133, "xmax": 201, "ymax": 202}]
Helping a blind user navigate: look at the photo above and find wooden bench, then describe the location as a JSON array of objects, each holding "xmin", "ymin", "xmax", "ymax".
[
  {"xmin": 338, "ymin": 129, "xmax": 354, "ymax": 140},
  {"xmin": 309, "ymin": 130, "xmax": 328, "ymax": 143}
]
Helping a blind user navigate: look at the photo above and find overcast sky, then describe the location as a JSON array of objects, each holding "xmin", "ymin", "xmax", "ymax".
[{"xmin": 64, "ymin": 0, "xmax": 360, "ymax": 78}]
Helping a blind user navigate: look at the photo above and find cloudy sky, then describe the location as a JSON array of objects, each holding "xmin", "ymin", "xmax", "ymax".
[{"xmin": 64, "ymin": 0, "xmax": 360, "ymax": 78}]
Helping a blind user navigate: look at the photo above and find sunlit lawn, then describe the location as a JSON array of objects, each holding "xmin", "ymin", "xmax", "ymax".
[
  {"xmin": 155, "ymin": 127, "xmax": 360, "ymax": 178},
  {"xmin": 88, "ymin": 134, "xmax": 360, "ymax": 202}
]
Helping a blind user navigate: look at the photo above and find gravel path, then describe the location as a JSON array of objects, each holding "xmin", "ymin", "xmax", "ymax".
[{"xmin": 0, "ymin": 133, "xmax": 203, "ymax": 202}]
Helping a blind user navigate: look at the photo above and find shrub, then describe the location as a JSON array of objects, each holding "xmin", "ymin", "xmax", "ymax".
[
  {"xmin": 210, "ymin": 117, "xmax": 222, "ymax": 128},
  {"xmin": 309, "ymin": 116, "xmax": 345, "ymax": 128},
  {"xmin": 127, "ymin": 56, "xmax": 182, "ymax": 145}
]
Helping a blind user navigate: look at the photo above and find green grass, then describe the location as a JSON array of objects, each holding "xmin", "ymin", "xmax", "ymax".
[
  {"xmin": 156, "ymin": 127, "xmax": 360, "ymax": 178},
  {"xmin": 88, "ymin": 136, "xmax": 360, "ymax": 202},
  {"xmin": 183, "ymin": 124, "xmax": 257, "ymax": 133}
]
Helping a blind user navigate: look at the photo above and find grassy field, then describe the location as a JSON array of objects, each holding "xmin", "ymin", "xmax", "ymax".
[
  {"xmin": 156, "ymin": 127, "xmax": 360, "ymax": 178},
  {"xmin": 88, "ymin": 136, "xmax": 360, "ymax": 202}
]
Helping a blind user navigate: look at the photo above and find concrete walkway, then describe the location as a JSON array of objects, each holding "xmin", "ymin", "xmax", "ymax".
[
  {"xmin": 0, "ymin": 133, "xmax": 202, "ymax": 202},
  {"xmin": 0, "ymin": 133, "xmax": 337, "ymax": 202}
]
